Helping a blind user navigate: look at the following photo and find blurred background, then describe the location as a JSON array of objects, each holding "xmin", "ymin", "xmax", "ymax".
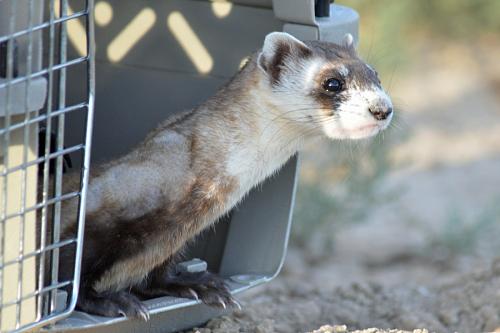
[{"xmin": 289, "ymin": 0, "xmax": 500, "ymax": 285}]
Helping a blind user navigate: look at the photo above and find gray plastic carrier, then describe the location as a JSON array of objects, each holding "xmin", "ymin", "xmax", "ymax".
[{"xmin": 45, "ymin": 1, "xmax": 359, "ymax": 332}]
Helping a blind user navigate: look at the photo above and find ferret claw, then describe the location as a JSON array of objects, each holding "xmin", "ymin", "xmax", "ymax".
[
  {"xmin": 216, "ymin": 295, "xmax": 226, "ymax": 309},
  {"xmin": 229, "ymin": 298, "xmax": 242, "ymax": 310},
  {"xmin": 188, "ymin": 288, "xmax": 199, "ymax": 300},
  {"xmin": 137, "ymin": 303, "xmax": 150, "ymax": 321},
  {"xmin": 138, "ymin": 308, "xmax": 150, "ymax": 321}
]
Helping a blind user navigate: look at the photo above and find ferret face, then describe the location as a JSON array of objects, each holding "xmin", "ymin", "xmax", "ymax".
[{"xmin": 258, "ymin": 32, "xmax": 393, "ymax": 140}]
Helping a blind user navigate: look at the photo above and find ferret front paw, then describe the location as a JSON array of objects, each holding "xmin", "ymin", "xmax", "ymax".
[
  {"xmin": 137, "ymin": 271, "xmax": 241, "ymax": 310},
  {"xmin": 77, "ymin": 290, "xmax": 150, "ymax": 321},
  {"xmin": 170, "ymin": 271, "xmax": 241, "ymax": 309}
]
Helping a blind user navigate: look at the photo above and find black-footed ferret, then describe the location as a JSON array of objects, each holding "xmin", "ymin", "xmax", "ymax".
[{"xmin": 58, "ymin": 32, "xmax": 393, "ymax": 319}]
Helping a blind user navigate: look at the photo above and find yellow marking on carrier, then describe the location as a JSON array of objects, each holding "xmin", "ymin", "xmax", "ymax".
[
  {"xmin": 167, "ymin": 11, "xmax": 213, "ymax": 74},
  {"xmin": 95, "ymin": 1, "xmax": 113, "ymax": 27},
  {"xmin": 55, "ymin": 2, "xmax": 87, "ymax": 56},
  {"xmin": 239, "ymin": 57, "xmax": 249, "ymax": 69},
  {"xmin": 107, "ymin": 8, "xmax": 156, "ymax": 62},
  {"xmin": 211, "ymin": 1, "xmax": 233, "ymax": 18}
]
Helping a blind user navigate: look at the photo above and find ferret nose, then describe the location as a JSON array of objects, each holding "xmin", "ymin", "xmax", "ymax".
[{"xmin": 369, "ymin": 104, "xmax": 393, "ymax": 121}]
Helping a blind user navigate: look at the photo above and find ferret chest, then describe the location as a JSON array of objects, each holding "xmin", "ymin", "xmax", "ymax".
[{"xmin": 225, "ymin": 140, "xmax": 297, "ymax": 199}]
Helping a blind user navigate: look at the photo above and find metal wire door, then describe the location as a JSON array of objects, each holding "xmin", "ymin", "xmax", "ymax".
[{"xmin": 0, "ymin": 0, "xmax": 95, "ymax": 332}]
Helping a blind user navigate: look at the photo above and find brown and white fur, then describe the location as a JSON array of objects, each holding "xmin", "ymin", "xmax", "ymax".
[{"xmin": 58, "ymin": 32, "xmax": 393, "ymax": 319}]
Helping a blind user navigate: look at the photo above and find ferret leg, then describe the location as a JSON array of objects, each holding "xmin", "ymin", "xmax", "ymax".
[
  {"xmin": 134, "ymin": 268, "xmax": 239, "ymax": 309},
  {"xmin": 76, "ymin": 288, "xmax": 149, "ymax": 320}
]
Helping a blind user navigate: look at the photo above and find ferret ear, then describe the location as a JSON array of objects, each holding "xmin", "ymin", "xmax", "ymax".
[
  {"xmin": 258, "ymin": 32, "xmax": 312, "ymax": 85},
  {"xmin": 342, "ymin": 33, "xmax": 356, "ymax": 53}
]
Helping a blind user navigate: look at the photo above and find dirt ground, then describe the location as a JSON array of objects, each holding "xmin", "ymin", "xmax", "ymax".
[
  {"xmin": 185, "ymin": 41, "xmax": 500, "ymax": 333},
  {"xmin": 309, "ymin": 327, "xmax": 432, "ymax": 333},
  {"xmin": 187, "ymin": 255, "xmax": 500, "ymax": 333}
]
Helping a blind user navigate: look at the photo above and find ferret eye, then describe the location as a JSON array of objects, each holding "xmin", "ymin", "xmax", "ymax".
[{"xmin": 323, "ymin": 78, "xmax": 343, "ymax": 93}]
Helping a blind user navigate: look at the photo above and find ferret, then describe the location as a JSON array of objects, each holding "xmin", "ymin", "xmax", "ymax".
[{"xmin": 58, "ymin": 32, "xmax": 393, "ymax": 320}]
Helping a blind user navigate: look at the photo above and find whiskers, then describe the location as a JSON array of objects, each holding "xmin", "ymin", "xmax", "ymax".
[
  {"xmin": 240, "ymin": 99, "xmax": 401, "ymax": 169},
  {"xmin": 387, "ymin": 101, "xmax": 410, "ymax": 134}
]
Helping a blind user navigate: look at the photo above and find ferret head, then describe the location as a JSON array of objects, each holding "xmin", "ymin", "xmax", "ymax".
[{"xmin": 257, "ymin": 32, "xmax": 393, "ymax": 140}]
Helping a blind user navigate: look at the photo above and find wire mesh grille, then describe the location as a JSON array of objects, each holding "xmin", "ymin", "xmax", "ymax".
[{"xmin": 0, "ymin": 0, "xmax": 94, "ymax": 332}]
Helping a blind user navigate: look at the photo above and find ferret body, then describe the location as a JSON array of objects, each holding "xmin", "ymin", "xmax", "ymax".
[{"xmin": 59, "ymin": 32, "xmax": 393, "ymax": 319}]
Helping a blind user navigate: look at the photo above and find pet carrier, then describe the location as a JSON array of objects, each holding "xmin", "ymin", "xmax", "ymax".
[{"xmin": 0, "ymin": 0, "xmax": 358, "ymax": 332}]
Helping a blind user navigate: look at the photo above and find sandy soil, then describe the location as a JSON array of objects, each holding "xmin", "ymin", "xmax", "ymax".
[
  {"xmin": 187, "ymin": 257, "xmax": 500, "ymax": 333},
  {"xmin": 308, "ymin": 327, "xmax": 431, "ymax": 333}
]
